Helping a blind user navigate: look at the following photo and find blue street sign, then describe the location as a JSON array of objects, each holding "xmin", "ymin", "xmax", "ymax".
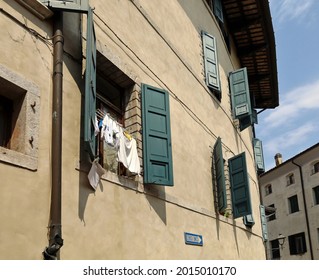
[{"xmin": 184, "ymin": 232, "xmax": 203, "ymax": 246}]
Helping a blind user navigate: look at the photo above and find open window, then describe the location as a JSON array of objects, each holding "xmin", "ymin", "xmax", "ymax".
[
  {"xmin": 288, "ymin": 232, "xmax": 307, "ymax": 255},
  {"xmin": 0, "ymin": 65, "xmax": 40, "ymax": 170},
  {"xmin": 83, "ymin": 9, "xmax": 139, "ymax": 177},
  {"xmin": 288, "ymin": 195, "xmax": 299, "ymax": 214},
  {"xmin": 286, "ymin": 173, "xmax": 295, "ymax": 186},
  {"xmin": 311, "ymin": 161, "xmax": 319, "ymax": 175}
]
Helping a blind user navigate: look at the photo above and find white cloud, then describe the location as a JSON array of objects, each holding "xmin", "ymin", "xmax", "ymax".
[
  {"xmin": 264, "ymin": 122, "xmax": 317, "ymax": 155},
  {"xmin": 270, "ymin": 0, "xmax": 315, "ymax": 24},
  {"xmin": 264, "ymin": 79, "xmax": 319, "ymax": 128}
]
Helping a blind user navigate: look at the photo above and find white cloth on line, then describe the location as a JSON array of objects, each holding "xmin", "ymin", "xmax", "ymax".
[
  {"xmin": 94, "ymin": 115, "xmax": 100, "ymax": 136},
  {"xmin": 117, "ymin": 132, "xmax": 140, "ymax": 175},
  {"xmin": 101, "ymin": 114, "xmax": 112, "ymax": 144},
  {"xmin": 88, "ymin": 160, "xmax": 105, "ymax": 190}
]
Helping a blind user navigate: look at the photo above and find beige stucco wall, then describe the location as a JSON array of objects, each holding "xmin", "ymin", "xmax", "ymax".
[{"xmin": 0, "ymin": 0, "xmax": 265, "ymax": 259}]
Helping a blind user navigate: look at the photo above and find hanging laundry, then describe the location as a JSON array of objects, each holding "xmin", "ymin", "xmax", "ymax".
[
  {"xmin": 88, "ymin": 160, "xmax": 105, "ymax": 190},
  {"xmin": 101, "ymin": 114, "xmax": 114, "ymax": 145},
  {"xmin": 117, "ymin": 131, "xmax": 140, "ymax": 175},
  {"xmin": 94, "ymin": 115, "xmax": 100, "ymax": 136}
]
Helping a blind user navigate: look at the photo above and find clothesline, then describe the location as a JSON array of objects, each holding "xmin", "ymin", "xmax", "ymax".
[{"xmin": 96, "ymin": 108, "xmax": 133, "ymax": 141}]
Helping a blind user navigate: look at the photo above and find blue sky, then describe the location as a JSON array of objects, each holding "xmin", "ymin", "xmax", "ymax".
[{"xmin": 255, "ymin": 0, "xmax": 319, "ymax": 171}]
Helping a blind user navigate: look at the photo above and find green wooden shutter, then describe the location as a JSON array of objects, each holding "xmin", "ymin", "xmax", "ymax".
[
  {"xmin": 213, "ymin": 0, "xmax": 224, "ymax": 22},
  {"xmin": 253, "ymin": 138, "xmax": 265, "ymax": 173},
  {"xmin": 84, "ymin": 7, "xmax": 96, "ymax": 159},
  {"xmin": 142, "ymin": 84, "xmax": 174, "ymax": 186},
  {"xmin": 202, "ymin": 32, "xmax": 221, "ymax": 94},
  {"xmin": 213, "ymin": 137, "xmax": 227, "ymax": 212},
  {"xmin": 252, "ymin": 109, "xmax": 258, "ymax": 124},
  {"xmin": 229, "ymin": 68, "xmax": 252, "ymax": 118},
  {"xmin": 229, "ymin": 152, "xmax": 252, "ymax": 218},
  {"xmin": 259, "ymin": 205, "xmax": 268, "ymax": 241}
]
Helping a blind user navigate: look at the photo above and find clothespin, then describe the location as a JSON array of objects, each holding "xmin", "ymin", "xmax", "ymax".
[{"xmin": 123, "ymin": 131, "xmax": 132, "ymax": 140}]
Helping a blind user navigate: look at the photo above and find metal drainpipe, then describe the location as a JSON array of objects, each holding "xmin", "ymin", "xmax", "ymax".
[
  {"xmin": 291, "ymin": 160, "xmax": 314, "ymax": 260},
  {"xmin": 43, "ymin": 11, "xmax": 64, "ymax": 260}
]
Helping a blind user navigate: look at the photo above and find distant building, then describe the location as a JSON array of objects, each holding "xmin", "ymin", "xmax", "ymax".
[
  {"xmin": 259, "ymin": 143, "xmax": 319, "ymax": 260},
  {"xmin": 0, "ymin": 0, "xmax": 278, "ymax": 259}
]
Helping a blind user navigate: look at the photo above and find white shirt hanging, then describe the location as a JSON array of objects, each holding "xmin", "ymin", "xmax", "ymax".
[{"xmin": 117, "ymin": 132, "xmax": 140, "ymax": 175}]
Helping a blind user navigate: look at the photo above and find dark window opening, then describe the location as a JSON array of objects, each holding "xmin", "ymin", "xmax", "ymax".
[
  {"xmin": 93, "ymin": 51, "xmax": 136, "ymax": 177},
  {"xmin": 0, "ymin": 76, "xmax": 26, "ymax": 153},
  {"xmin": 270, "ymin": 239, "xmax": 280, "ymax": 259},
  {"xmin": 96, "ymin": 73, "xmax": 126, "ymax": 176},
  {"xmin": 313, "ymin": 186, "xmax": 319, "ymax": 205},
  {"xmin": 266, "ymin": 204, "xmax": 276, "ymax": 221},
  {"xmin": 289, "ymin": 232, "xmax": 307, "ymax": 255},
  {"xmin": 265, "ymin": 184, "xmax": 272, "ymax": 195},
  {"xmin": 0, "ymin": 95, "xmax": 13, "ymax": 148},
  {"xmin": 313, "ymin": 162, "xmax": 319, "ymax": 174},
  {"xmin": 286, "ymin": 173, "xmax": 295, "ymax": 186},
  {"xmin": 288, "ymin": 195, "xmax": 299, "ymax": 214}
]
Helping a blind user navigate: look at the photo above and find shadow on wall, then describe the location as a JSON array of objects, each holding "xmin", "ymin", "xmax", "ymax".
[
  {"xmin": 144, "ymin": 185, "xmax": 167, "ymax": 225},
  {"xmin": 77, "ymin": 164, "xmax": 96, "ymax": 225}
]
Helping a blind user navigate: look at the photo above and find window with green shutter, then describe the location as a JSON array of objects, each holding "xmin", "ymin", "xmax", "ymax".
[
  {"xmin": 229, "ymin": 68, "xmax": 256, "ymax": 131},
  {"xmin": 213, "ymin": 0, "xmax": 224, "ymax": 23},
  {"xmin": 229, "ymin": 68, "xmax": 251, "ymax": 118},
  {"xmin": 229, "ymin": 152, "xmax": 252, "ymax": 218},
  {"xmin": 141, "ymin": 84, "xmax": 174, "ymax": 186},
  {"xmin": 253, "ymin": 138, "xmax": 265, "ymax": 174},
  {"xmin": 213, "ymin": 137, "xmax": 227, "ymax": 212},
  {"xmin": 84, "ymin": 7, "xmax": 97, "ymax": 160},
  {"xmin": 202, "ymin": 31, "xmax": 221, "ymax": 100}
]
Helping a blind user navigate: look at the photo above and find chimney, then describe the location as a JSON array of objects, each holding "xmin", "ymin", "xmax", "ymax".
[{"xmin": 275, "ymin": 153, "xmax": 282, "ymax": 166}]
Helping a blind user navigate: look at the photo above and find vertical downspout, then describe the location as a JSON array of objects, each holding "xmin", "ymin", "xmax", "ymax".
[
  {"xmin": 43, "ymin": 11, "xmax": 64, "ymax": 260},
  {"xmin": 291, "ymin": 160, "xmax": 314, "ymax": 260}
]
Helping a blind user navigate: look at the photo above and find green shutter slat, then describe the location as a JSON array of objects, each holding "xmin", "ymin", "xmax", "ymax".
[
  {"xmin": 230, "ymin": 67, "xmax": 252, "ymax": 118},
  {"xmin": 84, "ymin": 7, "xmax": 96, "ymax": 159},
  {"xmin": 142, "ymin": 84, "xmax": 174, "ymax": 186},
  {"xmin": 213, "ymin": 137, "xmax": 227, "ymax": 212},
  {"xmin": 229, "ymin": 152, "xmax": 252, "ymax": 218},
  {"xmin": 253, "ymin": 138, "xmax": 265, "ymax": 173},
  {"xmin": 259, "ymin": 205, "xmax": 268, "ymax": 241},
  {"xmin": 202, "ymin": 32, "xmax": 221, "ymax": 93},
  {"xmin": 213, "ymin": 0, "xmax": 224, "ymax": 22}
]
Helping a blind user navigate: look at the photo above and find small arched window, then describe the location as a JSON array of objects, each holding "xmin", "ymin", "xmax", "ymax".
[
  {"xmin": 312, "ymin": 162, "xmax": 319, "ymax": 175},
  {"xmin": 286, "ymin": 173, "xmax": 295, "ymax": 186},
  {"xmin": 265, "ymin": 184, "xmax": 272, "ymax": 196}
]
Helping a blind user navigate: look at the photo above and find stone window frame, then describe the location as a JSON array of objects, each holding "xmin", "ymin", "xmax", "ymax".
[{"xmin": 0, "ymin": 64, "xmax": 40, "ymax": 171}]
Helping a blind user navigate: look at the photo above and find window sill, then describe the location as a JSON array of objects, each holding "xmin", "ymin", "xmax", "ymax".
[
  {"xmin": 15, "ymin": 0, "xmax": 54, "ymax": 20},
  {"xmin": 0, "ymin": 147, "xmax": 37, "ymax": 171}
]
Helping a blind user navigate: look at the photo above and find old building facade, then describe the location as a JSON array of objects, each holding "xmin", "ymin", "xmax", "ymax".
[
  {"xmin": 0, "ymin": 0, "xmax": 278, "ymax": 259},
  {"xmin": 259, "ymin": 144, "xmax": 319, "ymax": 260}
]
